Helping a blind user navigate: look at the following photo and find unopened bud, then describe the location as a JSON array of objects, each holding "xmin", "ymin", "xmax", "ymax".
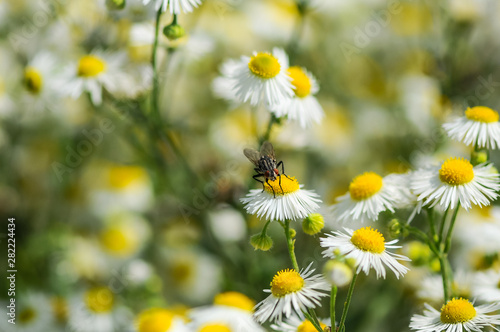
[
  {"xmin": 250, "ymin": 233, "xmax": 273, "ymax": 251},
  {"xmin": 289, "ymin": 228, "xmax": 296, "ymax": 238},
  {"xmin": 388, "ymin": 218, "xmax": 402, "ymax": 238},
  {"xmin": 106, "ymin": 0, "xmax": 126, "ymax": 10},
  {"xmin": 163, "ymin": 24, "xmax": 185, "ymax": 41},
  {"xmin": 302, "ymin": 213, "xmax": 325, "ymax": 235},
  {"xmin": 323, "ymin": 260, "xmax": 353, "ymax": 287},
  {"xmin": 471, "ymin": 149, "xmax": 488, "ymax": 166}
]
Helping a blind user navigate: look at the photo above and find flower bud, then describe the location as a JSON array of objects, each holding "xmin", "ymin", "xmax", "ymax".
[
  {"xmin": 250, "ymin": 233, "xmax": 273, "ymax": 251},
  {"xmin": 302, "ymin": 213, "xmax": 325, "ymax": 235},
  {"xmin": 163, "ymin": 24, "xmax": 185, "ymax": 41},
  {"xmin": 106, "ymin": 0, "xmax": 126, "ymax": 10},
  {"xmin": 471, "ymin": 149, "xmax": 488, "ymax": 166},
  {"xmin": 323, "ymin": 260, "xmax": 353, "ymax": 287}
]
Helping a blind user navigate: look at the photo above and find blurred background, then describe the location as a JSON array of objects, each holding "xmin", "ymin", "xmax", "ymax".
[{"xmin": 2, "ymin": 0, "xmax": 500, "ymax": 331}]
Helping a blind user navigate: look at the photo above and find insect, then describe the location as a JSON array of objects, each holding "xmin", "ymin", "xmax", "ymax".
[{"xmin": 244, "ymin": 141, "xmax": 290, "ymax": 198}]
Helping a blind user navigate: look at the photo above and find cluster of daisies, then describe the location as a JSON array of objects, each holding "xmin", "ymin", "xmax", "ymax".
[
  {"xmin": 213, "ymin": 48, "xmax": 325, "ymax": 129},
  {"xmin": 238, "ymin": 105, "xmax": 500, "ymax": 331}
]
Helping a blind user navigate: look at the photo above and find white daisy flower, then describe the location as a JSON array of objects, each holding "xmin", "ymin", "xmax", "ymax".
[
  {"xmin": 472, "ymin": 269, "xmax": 500, "ymax": 303},
  {"xmin": 410, "ymin": 298, "xmax": 500, "ymax": 332},
  {"xmin": 21, "ymin": 52, "xmax": 64, "ymax": 112},
  {"xmin": 189, "ymin": 292, "xmax": 264, "ymax": 332},
  {"xmin": 63, "ymin": 50, "xmax": 129, "ymax": 105},
  {"xmin": 410, "ymin": 157, "xmax": 500, "ymax": 211},
  {"xmin": 443, "ymin": 106, "xmax": 500, "ymax": 149},
  {"xmin": 240, "ymin": 175, "xmax": 321, "ymax": 222},
  {"xmin": 253, "ymin": 263, "xmax": 329, "ymax": 323},
  {"xmin": 68, "ymin": 286, "xmax": 131, "ymax": 332},
  {"xmin": 0, "ymin": 293, "xmax": 54, "ymax": 332},
  {"xmin": 134, "ymin": 308, "xmax": 189, "ymax": 332},
  {"xmin": 223, "ymin": 48, "xmax": 294, "ymax": 107},
  {"xmin": 331, "ymin": 172, "xmax": 411, "ymax": 223},
  {"xmin": 271, "ymin": 66, "xmax": 324, "ymax": 128},
  {"xmin": 417, "ymin": 271, "xmax": 473, "ymax": 305},
  {"xmin": 320, "ymin": 227, "xmax": 410, "ymax": 279},
  {"xmin": 142, "ymin": 0, "xmax": 202, "ymax": 14},
  {"xmin": 270, "ymin": 314, "xmax": 329, "ymax": 332}
]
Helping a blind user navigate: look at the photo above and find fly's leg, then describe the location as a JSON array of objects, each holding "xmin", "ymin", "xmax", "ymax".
[
  {"xmin": 276, "ymin": 161, "xmax": 291, "ymax": 180},
  {"xmin": 253, "ymin": 174, "xmax": 265, "ymax": 192},
  {"xmin": 278, "ymin": 173, "xmax": 284, "ymax": 195},
  {"xmin": 266, "ymin": 178, "xmax": 276, "ymax": 198}
]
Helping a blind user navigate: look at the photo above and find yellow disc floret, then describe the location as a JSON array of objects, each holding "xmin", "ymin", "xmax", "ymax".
[
  {"xmin": 108, "ymin": 165, "xmax": 147, "ymax": 189},
  {"xmin": 78, "ymin": 55, "xmax": 107, "ymax": 78},
  {"xmin": 440, "ymin": 298, "xmax": 476, "ymax": 324},
  {"xmin": 136, "ymin": 308, "xmax": 174, "ymax": 332},
  {"xmin": 264, "ymin": 175, "xmax": 300, "ymax": 196},
  {"xmin": 100, "ymin": 227, "xmax": 138, "ymax": 256},
  {"xmin": 248, "ymin": 53, "xmax": 281, "ymax": 79},
  {"xmin": 288, "ymin": 66, "xmax": 312, "ymax": 98},
  {"xmin": 213, "ymin": 292, "xmax": 255, "ymax": 312},
  {"xmin": 85, "ymin": 287, "xmax": 114, "ymax": 313},
  {"xmin": 349, "ymin": 172, "xmax": 383, "ymax": 200},
  {"xmin": 297, "ymin": 320, "xmax": 327, "ymax": 332},
  {"xmin": 439, "ymin": 158, "xmax": 474, "ymax": 186},
  {"xmin": 465, "ymin": 106, "xmax": 499, "ymax": 123},
  {"xmin": 199, "ymin": 324, "xmax": 232, "ymax": 332},
  {"xmin": 24, "ymin": 67, "xmax": 43, "ymax": 94},
  {"xmin": 350, "ymin": 227, "xmax": 385, "ymax": 254},
  {"xmin": 18, "ymin": 308, "xmax": 36, "ymax": 324},
  {"xmin": 270, "ymin": 269, "xmax": 304, "ymax": 297}
]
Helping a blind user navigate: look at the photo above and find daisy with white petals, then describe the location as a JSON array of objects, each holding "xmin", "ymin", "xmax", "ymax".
[
  {"xmin": 410, "ymin": 298, "xmax": 500, "ymax": 332},
  {"xmin": 331, "ymin": 172, "xmax": 411, "ymax": 223},
  {"xmin": 411, "ymin": 157, "xmax": 500, "ymax": 211},
  {"xmin": 223, "ymin": 48, "xmax": 294, "ymax": 107},
  {"xmin": 443, "ymin": 106, "xmax": 500, "ymax": 149},
  {"xmin": 135, "ymin": 308, "xmax": 188, "ymax": 332},
  {"xmin": 472, "ymin": 269, "xmax": 500, "ymax": 303},
  {"xmin": 272, "ymin": 66, "xmax": 324, "ymax": 128},
  {"xmin": 253, "ymin": 263, "xmax": 329, "ymax": 323},
  {"xmin": 63, "ymin": 50, "xmax": 129, "ymax": 105},
  {"xmin": 241, "ymin": 175, "xmax": 321, "ymax": 221},
  {"xmin": 320, "ymin": 227, "xmax": 410, "ymax": 279},
  {"xmin": 142, "ymin": 0, "xmax": 202, "ymax": 14},
  {"xmin": 271, "ymin": 314, "xmax": 328, "ymax": 332}
]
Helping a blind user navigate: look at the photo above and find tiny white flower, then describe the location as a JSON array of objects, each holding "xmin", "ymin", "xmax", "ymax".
[
  {"xmin": 443, "ymin": 106, "xmax": 500, "ymax": 149},
  {"xmin": 142, "ymin": 0, "xmax": 202, "ymax": 14},
  {"xmin": 411, "ymin": 157, "xmax": 500, "ymax": 211},
  {"xmin": 254, "ymin": 264, "xmax": 329, "ymax": 323},
  {"xmin": 271, "ymin": 66, "xmax": 324, "ymax": 128},
  {"xmin": 410, "ymin": 298, "xmax": 500, "ymax": 332},
  {"xmin": 320, "ymin": 227, "xmax": 410, "ymax": 279},
  {"xmin": 241, "ymin": 175, "xmax": 321, "ymax": 222}
]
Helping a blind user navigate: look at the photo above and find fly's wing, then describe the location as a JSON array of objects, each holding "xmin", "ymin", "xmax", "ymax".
[
  {"xmin": 260, "ymin": 141, "xmax": 276, "ymax": 160},
  {"xmin": 243, "ymin": 148, "xmax": 261, "ymax": 166}
]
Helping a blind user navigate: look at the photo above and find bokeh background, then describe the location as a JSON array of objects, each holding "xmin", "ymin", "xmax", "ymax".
[{"xmin": 2, "ymin": 0, "xmax": 500, "ymax": 331}]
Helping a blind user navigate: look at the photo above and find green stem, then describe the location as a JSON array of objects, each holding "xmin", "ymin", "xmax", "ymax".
[
  {"xmin": 444, "ymin": 206, "xmax": 460, "ymax": 254},
  {"xmin": 303, "ymin": 311, "xmax": 324, "ymax": 332},
  {"xmin": 151, "ymin": 8, "xmax": 162, "ymax": 123},
  {"xmin": 287, "ymin": 0, "xmax": 308, "ymax": 63},
  {"xmin": 427, "ymin": 208, "xmax": 437, "ymax": 244},
  {"xmin": 330, "ymin": 285, "xmax": 337, "ymax": 331},
  {"xmin": 439, "ymin": 254, "xmax": 450, "ymax": 302},
  {"xmin": 260, "ymin": 114, "xmax": 277, "ymax": 145},
  {"xmin": 338, "ymin": 272, "xmax": 358, "ymax": 332},
  {"xmin": 283, "ymin": 220, "xmax": 299, "ymax": 271},
  {"xmin": 407, "ymin": 226, "xmax": 439, "ymax": 257},
  {"xmin": 438, "ymin": 208, "xmax": 449, "ymax": 244}
]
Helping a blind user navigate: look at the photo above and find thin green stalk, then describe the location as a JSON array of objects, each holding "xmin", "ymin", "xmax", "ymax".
[
  {"xmin": 303, "ymin": 311, "xmax": 324, "ymax": 332},
  {"xmin": 444, "ymin": 206, "xmax": 460, "ymax": 254},
  {"xmin": 438, "ymin": 208, "xmax": 450, "ymax": 244},
  {"xmin": 407, "ymin": 226, "xmax": 439, "ymax": 257},
  {"xmin": 338, "ymin": 272, "xmax": 358, "ymax": 332},
  {"xmin": 330, "ymin": 285, "xmax": 337, "ymax": 331},
  {"xmin": 427, "ymin": 208, "xmax": 438, "ymax": 244},
  {"xmin": 439, "ymin": 254, "xmax": 450, "ymax": 302},
  {"xmin": 283, "ymin": 220, "xmax": 299, "ymax": 271},
  {"xmin": 151, "ymin": 8, "xmax": 163, "ymax": 123},
  {"xmin": 260, "ymin": 114, "xmax": 277, "ymax": 145}
]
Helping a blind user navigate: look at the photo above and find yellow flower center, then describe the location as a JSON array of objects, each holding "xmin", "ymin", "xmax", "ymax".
[
  {"xmin": 264, "ymin": 175, "xmax": 300, "ymax": 196},
  {"xmin": 248, "ymin": 53, "xmax": 281, "ymax": 79},
  {"xmin": 52, "ymin": 297, "xmax": 68, "ymax": 324},
  {"xmin": 297, "ymin": 320, "xmax": 327, "ymax": 332},
  {"xmin": 350, "ymin": 227, "xmax": 385, "ymax": 254},
  {"xmin": 439, "ymin": 158, "xmax": 474, "ymax": 186},
  {"xmin": 84, "ymin": 287, "xmax": 114, "ymax": 313},
  {"xmin": 213, "ymin": 292, "xmax": 255, "ymax": 312},
  {"xmin": 440, "ymin": 298, "xmax": 476, "ymax": 324},
  {"xmin": 24, "ymin": 67, "xmax": 43, "ymax": 94},
  {"xmin": 270, "ymin": 269, "xmax": 304, "ymax": 297},
  {"xmin": 349, "ymin": 172, "xmax": 383, "ymax": 200},
  {"xmin": 78, "ymin": 55, "xmax": 107, "ymax": 77},
  {"xmin": 199, "ymin": 324, "xmax": 232, "ymax": 332},
  {"xmin": 136, "ymin": 308, "xmax": 174, "ymax": 332},
  {"xmin": 100, "ymin": 227, "xmax": 138, "ymax": 256},
  {"xmin": 108, "ymin": 165, "xmax": 147, "ymax": 189},
  {"xmin": 288, "ymin": 66, "xmax": 312, "ymax": 98},
  {"xmin": 465, "ymin": 106, "xmax": 499, "ymax": 123},
  {"xmin": 18, "ymin": 308, "xmax": 36, "ymax": 324}
]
